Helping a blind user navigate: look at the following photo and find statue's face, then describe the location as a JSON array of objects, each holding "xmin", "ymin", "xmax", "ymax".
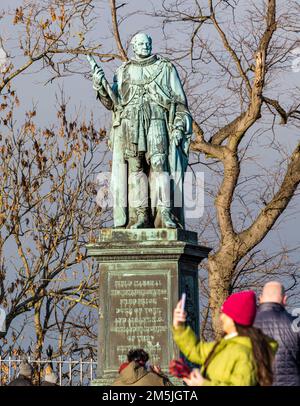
[{"xmin": 132, "ymin": 34, "xmax": 152, "ymax": 59}]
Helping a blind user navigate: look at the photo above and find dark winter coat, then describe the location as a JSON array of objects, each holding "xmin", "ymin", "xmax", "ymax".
[
  {"xmin": 254, "ymin": 302, "xmax": 300, "ymax": 386},
  {"xmin": 40, "ymin": 381, "xmax": 58, "ymax": 386},
  {"xmin": 7, "ymin": 375, "xmax": 33, "ymax": 386}
]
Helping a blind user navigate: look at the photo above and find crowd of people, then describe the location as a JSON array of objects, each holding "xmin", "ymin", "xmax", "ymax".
[
  {"xmin": 7, "ymin": 360, "xmax": 58, "ymax": 387},
  {"xmin": 113, "ymin": 280, "xmax": 300, "ymax": 386},
  {"xmin": 7, "ymin": 280, "xmax": 300, "ymax": 386}
]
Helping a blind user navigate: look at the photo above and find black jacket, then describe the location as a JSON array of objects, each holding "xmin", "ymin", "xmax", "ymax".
[
  {"xmin": 254, "ymin": 302, "xmax": 300, "ymax": 386},
  {"xmin": 40, "ymin": 381, "xmax": 58, "ymax": 386},
  {"xmin": 7, "ymin": 375, "xmax": 33, "ymax": 386}
]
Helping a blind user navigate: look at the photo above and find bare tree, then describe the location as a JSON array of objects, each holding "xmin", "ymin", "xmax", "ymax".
[
  {"xmin": 148, "ymin": 0, "xmax": 300, "ymax": 334},
  {"xmin": 0, "ymin": 82, "xmax": 110, "ymax": 357},
  {"xmin": 2, "ymin": 0, "xmax": 300, "ymax": 351},
  {"xmin": 0, "ymin": 0, "xmax": 125, "ymax": 95},
  {"xmin": 0, "ymin": 0, "xmax": 128, "ymax": 357}
]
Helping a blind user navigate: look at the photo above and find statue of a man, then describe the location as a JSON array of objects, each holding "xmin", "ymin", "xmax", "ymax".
[{"xmin": 88, "ymin": 33, "xmax": 192, "ymax": 229}]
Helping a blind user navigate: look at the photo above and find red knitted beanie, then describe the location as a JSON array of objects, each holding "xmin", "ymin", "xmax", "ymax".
[{"xmin": 221, "ymin": 290, "xmax": 257, "ymax": 326}]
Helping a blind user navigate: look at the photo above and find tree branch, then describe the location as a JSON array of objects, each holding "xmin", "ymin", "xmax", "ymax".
[
  {"xmin": 110, "ymin": 0, "xmax": 128, "ymax": 62},
  {"xmin": 209, "ymin": 0, "xmax": 252, "ymax": 94},
  {"xmin": 47, "ymin": 48, "xmax": 123, "ymax": 61},
  {"xmin": 191, "ymin": 120, "xmax": 224, "ymax": 159},
  {"xmin": 209, "ymin": 0, "xmax": 277, "ymax": 147},
  {"xmin": 240, "ymin": 140, "xmax": 300, "ymax": 254}
]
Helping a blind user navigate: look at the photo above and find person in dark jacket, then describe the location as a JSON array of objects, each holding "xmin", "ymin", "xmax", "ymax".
[
  {"xmin": 112, "ymin": 349, "xmax": 172, "ymax": 386},
  {"xmin": 254, "ymin": 281, "xmax": 300, "ymax": 386},
  {"xmin": 7, "ymin": 358, "xmax": 33, "ymax": 386}
]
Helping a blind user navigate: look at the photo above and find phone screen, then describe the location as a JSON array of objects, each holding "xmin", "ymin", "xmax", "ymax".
[{"xmin": 181, "ymin": 293, "xmax": 186, "ymax": 311}]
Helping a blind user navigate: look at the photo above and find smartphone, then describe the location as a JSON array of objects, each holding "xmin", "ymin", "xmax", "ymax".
[
  {"xmin": 181, "ymin": 293, "xmax": 186, "ymax": 311},
  {"xmin": 145, "ymin": 361, "xmax": 151, "ymax": 371}
]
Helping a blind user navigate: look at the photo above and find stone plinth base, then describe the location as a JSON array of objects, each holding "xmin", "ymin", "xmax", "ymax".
[{"xmin": 87, "ymin": 229, "xmax": 210, "ymax": 385}]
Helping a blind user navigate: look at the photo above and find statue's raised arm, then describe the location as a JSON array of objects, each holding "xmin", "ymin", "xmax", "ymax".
[{"xmin": 87, "ymin": 55, "xmax": 117, "ymax": 110}]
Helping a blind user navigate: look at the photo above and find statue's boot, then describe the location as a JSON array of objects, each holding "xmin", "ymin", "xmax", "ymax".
[
  {"xmin": 161, "ymin": 208, "xmax": 177, "ymax": 229},
  {"xmin": 130, "ymin": 208, "xmax": 148, "ymax": 229}
]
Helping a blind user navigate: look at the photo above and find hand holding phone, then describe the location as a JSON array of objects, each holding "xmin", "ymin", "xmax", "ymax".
[{"xmin": 173, "ymin": 294, "xmax": 187, "ymax": 328}]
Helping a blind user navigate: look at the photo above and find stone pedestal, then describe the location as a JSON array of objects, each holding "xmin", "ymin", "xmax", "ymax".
[{"xmin": 87, "ymin": 228, "xmax": 210, "ymax": 386}]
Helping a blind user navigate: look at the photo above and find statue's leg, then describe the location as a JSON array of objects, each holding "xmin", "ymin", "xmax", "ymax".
[
  {"xmin": 146, "ymin": 117, "xmax": 176, "ymax": 228},
  {"xmin": 111, "ymin": 132, "xmax": 128, "ymax": 228},
  {"xmin": 150, "ymin": 153, "xmax": 176, "ymax": 229},
  {"xmin": 128, "ymin": 153, "xmax": 149, "ymax": 229}
]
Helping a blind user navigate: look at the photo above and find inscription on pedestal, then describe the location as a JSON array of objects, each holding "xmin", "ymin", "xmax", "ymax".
[{"xmin": 106, "ymin": 271, "xmax": 170, "ymax": 369}]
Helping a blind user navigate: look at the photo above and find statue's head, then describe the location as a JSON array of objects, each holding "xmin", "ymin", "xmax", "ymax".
[{"xmin": 131, "ymin": 33, "xmax": 152, "ymax": 59}]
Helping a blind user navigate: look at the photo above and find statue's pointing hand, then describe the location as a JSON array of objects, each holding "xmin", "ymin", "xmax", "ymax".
[
  {"xmin": 87, "ymin": 54, "xmax": 105, "ymax": 91},
  {"xmin": 92, "ymin": 66, "xmax": 105, "ymax": 90}
]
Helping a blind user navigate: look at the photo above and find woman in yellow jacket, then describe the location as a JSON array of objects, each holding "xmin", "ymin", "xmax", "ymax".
[{"xmin": 173, "ymin": 290, "xmax": 278, "ymax": 386}]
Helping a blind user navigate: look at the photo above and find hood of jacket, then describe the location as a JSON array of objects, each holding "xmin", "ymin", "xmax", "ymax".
[
  {"xmin": 224, "ymin": 334, "xmax": 277, "ymax": 353},
  {"xmin": 204, "ymin": 334, "xmax": 276, "ymax": 362},
  {"xmin": 117, "ymin": 361, "xmax": 148, "ymax": 385}
]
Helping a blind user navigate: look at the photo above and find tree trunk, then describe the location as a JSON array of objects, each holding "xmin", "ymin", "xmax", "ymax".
[
  {"xmin": 34, "ymin": 300, "xmax": 44, "ymax": 359},
  {"xmin": 208, "ymin": 251, "xmax": 236, "ymax": 338}
]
